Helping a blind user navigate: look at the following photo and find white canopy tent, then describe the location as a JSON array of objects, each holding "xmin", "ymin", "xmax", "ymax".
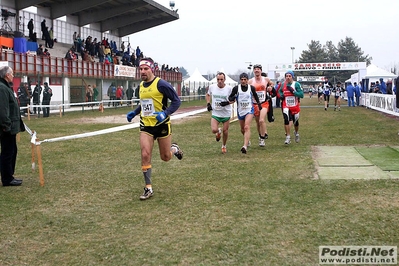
[
  {"xmin": 346, "ymin": 64, "xmax": 396, "ymax": 85},
  {"xmin": 183, "ymin": 68, "xmax": 209, "ymax": 84},
  {"xmin": 182, "ymin": 68, "xmax": 210, "ymax": 94}
]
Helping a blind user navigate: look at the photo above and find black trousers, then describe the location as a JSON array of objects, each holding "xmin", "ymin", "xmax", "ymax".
[
  {"xmin": 1, "ymin": 133, "xmax": 17, "ymax": 185},
  {"xmin": 33, "ymin": 101, "xmax": 40, "ymax": 113},
  {"xmin": 43, "ymin": 102, "xmax": 50, "ymax": 117}
]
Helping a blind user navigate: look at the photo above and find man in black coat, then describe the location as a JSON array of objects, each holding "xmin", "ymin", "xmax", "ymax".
[
  {"xmin": 28, "ymin": 18, "xmax": 34, "ymax": 41},
  {"xmin": 0, "ymin": 66, "xmax": 24, "ymax": 186},
  {"xmin": 32, "ymin": 82, "xmax": 42, "ymax": 114},
  {"xmin": 42, "ymin": 82, "xmax": 53, "ymax": 117}
]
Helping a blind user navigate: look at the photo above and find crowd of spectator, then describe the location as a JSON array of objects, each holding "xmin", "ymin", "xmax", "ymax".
[{"xmin": 59, "ymin": 33, "xmax": 180, "ymax": 72}]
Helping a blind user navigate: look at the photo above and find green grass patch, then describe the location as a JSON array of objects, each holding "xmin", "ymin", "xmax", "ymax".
[
  {"xmin": 356, "ymin": 146, "xmax": 399, "ymax": 171},
  {"xmin": 1, "ymin": 97, "xmax": 399, "ymax": 265}
]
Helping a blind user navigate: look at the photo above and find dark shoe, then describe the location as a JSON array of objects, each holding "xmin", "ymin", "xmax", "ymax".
[
  {"xmin": 171, "ymin": 143, "xmax": 183, "ymax": 160},
  {"xmin": 3, "ymin": 179, "xmax": 22, "ymax": 186}
]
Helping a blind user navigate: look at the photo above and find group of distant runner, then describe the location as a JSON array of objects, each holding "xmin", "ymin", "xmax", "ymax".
[{"xmin": 206, "ymin": 64, "xmax": 304, "ymax": 153}]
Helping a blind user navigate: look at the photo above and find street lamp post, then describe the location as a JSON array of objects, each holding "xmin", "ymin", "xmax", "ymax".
[
  {"xmin": 290, "ymin": 47, "xmax": 295, "ymax": 63},
  {"xmin": 245, "ymin": 61, "xmax": 252, "ymax": 78}
]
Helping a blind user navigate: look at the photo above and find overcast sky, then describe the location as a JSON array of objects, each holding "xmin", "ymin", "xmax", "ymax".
[{"xmin": 128, "ymin": 0, "xmax": 399, "ymax": 76}]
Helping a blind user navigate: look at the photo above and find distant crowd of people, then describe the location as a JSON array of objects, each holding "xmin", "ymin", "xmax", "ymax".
[{"xmin": 62, "ymin": 34, "xmax": 179, "ymax": 72}]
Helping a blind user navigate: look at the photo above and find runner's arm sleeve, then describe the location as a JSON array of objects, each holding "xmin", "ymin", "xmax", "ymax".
[
  {"xmin": 294, "ymin": 82, "xmax": 304, "ymax": 98},
  {"xmin": 158, "ymin": 79, "xmax": 181, "ymax": 116},
  {"xmin": 228, "ymin": 86, "xmax": 238, "ymax": 102}
]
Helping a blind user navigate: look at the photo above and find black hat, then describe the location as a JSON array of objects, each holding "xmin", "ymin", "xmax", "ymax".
[{"xmin": 239, "ymin": 73, "xmax": 249, "ymax": 79}]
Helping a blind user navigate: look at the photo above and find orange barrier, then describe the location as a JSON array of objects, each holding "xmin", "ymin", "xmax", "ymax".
[{"xmin": 0, "ymin": 36, "xmax": 14, "ymax": 49}]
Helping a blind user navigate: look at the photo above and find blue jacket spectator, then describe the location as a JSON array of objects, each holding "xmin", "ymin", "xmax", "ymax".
[
  {"xmin": 379, "ymin": 78, "xmax": 387, "ymax": 94},
  {"xmin": 346, "ymin": 83, "xmax": 355, "ymax": 107},
  {"xmin": 346, "ymin": 83, "xmax": 355, "ymax": 97},
  {"xmin": 354, "ymin": 83, "xmax": 361, "ymax": 97}
]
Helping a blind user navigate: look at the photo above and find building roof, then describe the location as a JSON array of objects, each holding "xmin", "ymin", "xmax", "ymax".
[{"xmin": 16, "ymin": 0, "xmax": 179, "ymax": 37}]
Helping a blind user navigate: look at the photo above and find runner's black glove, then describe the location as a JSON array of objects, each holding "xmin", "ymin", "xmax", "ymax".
[
  {"xmin": 207, "ymin": 103, "xmax": 212, "ymax": 111},
  {"xmin": 287, "ymin": 86, "xmax": 295, "ymax": 94},
  {"xmin": 219, "ymin": 101, "xmax": 230, "ymax": 107}
]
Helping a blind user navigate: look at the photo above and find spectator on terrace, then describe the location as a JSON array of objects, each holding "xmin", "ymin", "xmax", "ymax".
[
  {"xmin": 104, "ymin": 54, "xmax": 112, "ymax": 65},
  {"xmin": 136, "ymin": 46, "xmax": 141, "ymax": 59},
  {"xmin": 111, "ymin": 54, "xmax": 118, "ymax": 64},
  {"xmin": 130, "ymin": 53, "xmax": 136, "ymax": 66},
  {"xmin": 65, "ymin": 49, "xmax": 77, "ymax": 61},
  {"xmin": 83, "ymin": 50, "xmax": 94, "ymax": 62},
  {"xmin": 49, "ymin": 27, "xmax": 54, "ymax": 48},
  {"xmin": 98, "ymin": 43, "xmax": 105, "ymax": 63},
  {"xmin": 36, "ymin": 44, "xmax": 44, "ymax": 56},
  {"xmin": 28, "ymin": 18, "xmax": 34, "ymax": 40},
  {"xmin": 43, "ymin": 49, "xmax": 50, "ymax": 57},
  {"xmin": 41, "ymin": 19, "xmax": 46, "ymax": 40},
  {"xmin": 44, "ymin": 27, "xmax": 52, "ymax": 48},
  {"xmin": 104, "ymin": 45, "xmax": 111, "ymax": 56},
  {"xmin": 122, "ymin": 52, "xmax": 132, "ymax": 66}
]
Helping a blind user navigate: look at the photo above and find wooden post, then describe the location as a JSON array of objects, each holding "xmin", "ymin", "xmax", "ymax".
[
  {"xmin": 35, "ymin": 139, "xmax": 45, "ymax": 187},
  {"xmin": 59, "ymin": 106, "xmax": 62, "ymax": 117},
  {"xmin": 27, "ymin": 104, "xmax": 31, "ymax": 120}
]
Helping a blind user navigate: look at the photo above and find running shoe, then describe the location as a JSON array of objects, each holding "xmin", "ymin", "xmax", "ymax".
[
  {"xmin": 241, "ymin": 146, "xmax": 247, "ymax": 154},
  {"xmin": 265, "ymin": 133, "xmax": 268, "ymax": 139},
  {"xmin": 221, "ymin": 146, "xmax": 227, "ymax": 154},
  {"xmin": 140, "ymin": 187, "xmax": 153, "ymax": 200},
  {"xmin": 171, "ymin": 143, "xmax": 183, "ymax": 160},
  {"xmin": 284, "ymin": 136, "xmax": 291, "ymax": 145},
  {"xmin": 216, "ymin": 128, "xmax": 221, "ymax": 142},
  {"xmin": 294, "ymin": 132, "xmax": 300, "ymax": 143},
  {"xmin": 259, "ymin": 138, "xmax": 265, "ymax": 147}
]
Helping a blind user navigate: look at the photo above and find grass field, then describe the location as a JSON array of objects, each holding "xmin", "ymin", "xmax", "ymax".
[{"xmin": 1, "ymin": 97, "xmax": 398, "ymax": 265}]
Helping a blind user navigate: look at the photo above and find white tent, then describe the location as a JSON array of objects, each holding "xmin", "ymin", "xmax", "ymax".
[
  {"xmin": 183, "ymin": 68, "xmax": 209, "ymax": 84},
  {"xmin": 346, "ymin": 64, "xmax": 397, "ymax": 84},
  {"xmin": 183, "ymin": 68, "xmax": 210, "ymax": 94},
  {"xmin": 209, "ymin": 70, "xmax": 238, "ymax": 87},
  {"xmin": 363, "ymin": 64, "xmax": 396, "ymax": 79}
]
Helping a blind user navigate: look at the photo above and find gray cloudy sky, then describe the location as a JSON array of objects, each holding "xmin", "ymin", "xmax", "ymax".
[{"xmin": 128, "ymin": 0, "xmax": 399, "ymax": 76}]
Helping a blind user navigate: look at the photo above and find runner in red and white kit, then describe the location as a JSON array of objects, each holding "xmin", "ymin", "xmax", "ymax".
[
  {"xmin": 278, "ymin": 70, "xmax": 304, "ymax": 145},
  {"xmin": 248, "ymin": 64, "xmax": 273, "ymax": 147}
]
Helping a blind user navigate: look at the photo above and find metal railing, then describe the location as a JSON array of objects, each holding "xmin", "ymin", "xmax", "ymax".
[{"xmin": 0, "ymin": 48, "xmax": 182, "ymax": 82}]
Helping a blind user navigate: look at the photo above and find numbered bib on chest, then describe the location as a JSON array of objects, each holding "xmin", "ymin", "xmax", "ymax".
[
  {"xmin": 256, "ymin": 91, "xmax": 266, "ymax": 102},
  {"xmin": 141, "ymin": 99, "xmax": 155, "ymax": 116},
  {"xmin": 285, "ymin": 96, "xmax": 296, "ymax": 107},
  {"xmin": 240, "ymin": 101, "xmax": 251, "ymax": 110}
]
